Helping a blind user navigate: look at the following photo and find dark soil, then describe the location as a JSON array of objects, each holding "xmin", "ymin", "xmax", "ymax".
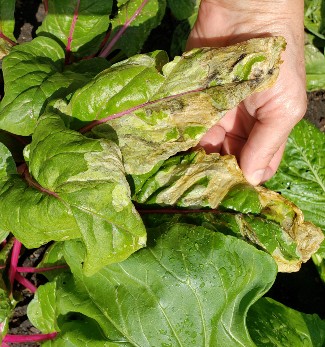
[{"xmin": 2, "ymin": 1, "xmax": 325, "ymax": 346}]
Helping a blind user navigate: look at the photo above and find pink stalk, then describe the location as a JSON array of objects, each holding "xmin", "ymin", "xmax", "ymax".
[
  {"xmin": 79, "ymin": 87, "xmax": 204, "ymax": 134},
  {"xmin": 3, "ymin": 332, "xmax": 57, "ymax": 343},
  {"xmin": 2, "ymin": 343, "xmax": 10, "ymax": 347},
  {"xmin": 99, "ymin": 0, "xmax": 149, "ymax": 58},
  {"xmin": 43, "ymin": 0, "xmax": 49, "ymax": 14},
  {"xmin": 8, "ymin": 239, "xmax": 22, "ymax": 292},
  {"xmin": 138, "ymin": 208, "xmax": 223, "ymax": 214},
  {"xmin": 15, "ymin": 273, "xmax": 37, "ymax": 293},
  {"xmin": 0, "ymin": 32, "xmax": 16, "ymax": 46},
  {"xmin": 65, "ymin": 0, "xmax": 80, "ymax": 63},
  {"xmin": 19, "ymin": 163, "xmax": 60, "ymax": 199},
  {"xmin": 17, "ymin": 264, "xmax": 68, "ymax": 273}
]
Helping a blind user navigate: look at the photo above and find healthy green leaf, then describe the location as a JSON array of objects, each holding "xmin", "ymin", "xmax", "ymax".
[
  {"xmin": 247, "ymin": 297, "xmax": 325, "ymax": 346},
  {"xmin": 133, "ymin": 150, "xmax": 324, "ymax": 272},
  {"xmin": 169, "ymin": 0, "xmax": 200, "ymax": 56},
  {"xmin": 27, "ymin": 282, "xmax": 59, "ymax": 333},
  {"xmin": 304, "ymin": 0, "xmax": 325, "ymax": 40},
  {"xmin": 30, "ymin": 224, "xmax": 277, "ymax": 346},
  {"xmin": 101, "ymin": 0, "xmax": 166, "ymax": 57},
  {"xmin": 0, "ymin": 287, "xmax": 11, "ymax": 341},
  {"xmin": 0, "ymin": 0, "xmax": 16, "ymax": 58},
  {"xmin": 0, "ymin": 36, "xmax": 110, "ymax": 135},
  {"xmin": 37, "ymin": 0, "xmax": 113, "ymax": 59},
  {"xmin": 305, "ymin": 34, "xmax": 325, "ymax": 91},
  {"xmin": 167, "ymin": 0, "xmax": 198, "ymax": 21},
  {"xmin": 42, "ymin": 316, "xmax": 120, "ymax": 347},
  {"xmin": 0, "ymin": 238, "xmax": 14, "ymax": 342},
  {"xmin": 77, "ymin": 37, "xmax": 285, "ymax": 175}
]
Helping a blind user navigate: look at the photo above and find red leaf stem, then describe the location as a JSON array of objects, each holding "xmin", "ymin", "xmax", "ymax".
[
  {"xmin": 99, "ymin": 0, "xmax": 149, "ymax": 58},
  {"xmin": 3, "ymin": 332, "xmax": 57, "ymax": 343},
  {"xmin": 138, "ymin": 208, "xmax": 224, "ymax": 214},
  {"xmin": 0, "ymin": 32, "xmax": 16, "ymax": 46},
  {"xmin": 19, "ymin": 163, "xmax": 60, "ymax": 199},
  {"xmin": 65, "ymin": 0, "xmax": 81, "ymax": 64},
  {"xmin": 43, "ymin": 0, "xmax": 49, "ymax": 14},
  {"xmin": 8, "ymin": 239, "xmax": 21, "ymax": 292},
  {"xmin": 17, "ymin": 264, "xmax": 68, "ymax": 273},
  {"xmin": 14, "ymin": 273, "xmax": 37, "ymax": 293},
  {"xmin": 79, "ymin": 87, "xmax": 204, "ymax": 133},
  {"xmin": 0, "ymin": 265, "xmax": 5, "ymax": 270}
]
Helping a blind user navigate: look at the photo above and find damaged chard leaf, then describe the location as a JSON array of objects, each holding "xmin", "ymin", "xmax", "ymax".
[
  {"xmin": 74, "ymin": 37, "xmax": 285, "ymax": 175},
  {"xmin": 134, "ymin": 150, "xmax": 323, "ymax": 272}
]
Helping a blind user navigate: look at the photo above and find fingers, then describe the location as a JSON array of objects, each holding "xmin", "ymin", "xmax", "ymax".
[
  {"xmin": 198, "ymin": 124, "xmax": 226, "ymax": 153},
  {"xmin": 239, "ymin": 110, "xmax": 300, "ymax": 185}
]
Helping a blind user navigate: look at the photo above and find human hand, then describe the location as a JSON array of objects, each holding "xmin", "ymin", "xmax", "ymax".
[{"xmin": 187, "ymin": 0, "xmax": 306, "ymax": 185}]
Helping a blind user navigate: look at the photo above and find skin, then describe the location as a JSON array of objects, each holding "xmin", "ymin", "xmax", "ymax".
[{"xmin": 187, "ymin": 0, "xmax": 306, "ymax": 185}]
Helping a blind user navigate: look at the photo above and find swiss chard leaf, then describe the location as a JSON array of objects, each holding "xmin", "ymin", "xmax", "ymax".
[
  {"xmin": 37, "ymin": 0, "xmax": 113, "ymax": 59},
  {"xmin": 265, "ymin": 119, "xmax": 325, "ymax": 282},
  {"xmin": 0, "ymin": 113, "xmax": 146, "ymax": 275},
  {"xmin": 265, "ymin": 120, "xmax": 325, "ymax": 251},
  {"xmin": 168, "ymin": 0, "xmax": 200, "ymax": 57},
  {"xmin": 29, "ymin": 224, "xmax": 277, "ymax": 346},
  {"xmin": 304, "ymin": 0, "xmax": 325, "ymax": 40},
  {"xmin": 0, "ymin": 238, "xmax": 14, "ymax": 342},
  {"xmin": 0, "ymin": 36, "xmax": 110, "ymax": 135},
  {"xmin": 101, "ymin": 0, "xmax": 166, "ymax": 58},
  {"xmin": 167, "ymin": 0, "xmax": 198, "ymax": 21},
  {"xmin": 133, "ymin": 150, "xmax": 324, "ymax": 272},
  {"xmin": 0, "ymin": 0, "xmax": 15, "ymax": 58},
  {"xmin": 247, "ymin": 297, "xmax": 325, "ymax": 346},
  {"xmin": 305, "ymin": 34, "xmax": 325, "ymax": 91},
  {"xmin": 77, "ymin": 37, "xmax": 285, "ymax": 175}
]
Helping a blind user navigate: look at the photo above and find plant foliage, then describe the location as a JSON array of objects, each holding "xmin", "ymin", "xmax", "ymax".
[{"xmin": 0, "ymin": 1, "xmax": 324, "ymax": 345}]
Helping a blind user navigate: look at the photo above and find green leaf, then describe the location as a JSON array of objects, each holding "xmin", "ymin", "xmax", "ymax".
[
  {"xmin": 0, "ymin": 287, "xmax": 11, "ymax": 341},
  {"xmin": 29, "ymin": 112, "xmax": 146, "ymax": 275},
  {"xmin": 37, "ymin": 0, "xmax": 113, "ymax": 59},
  {"xmin": 304, "ymin": 0, "xmax": 325, "ymax": 40},
  {"xmin": 265, "ymin": 119, "xmax": 325, "ymax": 281},
  {"xmin": 167, "ymin": 0, "xmax": 199, "ymax": 20},
  {"xmin": 305, "ymin": 34, "xmax": 325, "ymax": 91},
  {"xmin": 0, "ymin": 112, "xmax": 146, "ymax": 275},
  {"xmin": 265, "ymin": 120, "xmax": 325, "ymax": 240},
  {"xmin": 0, "ymin": 0, "xmax": 15, "ymax": 40},
  {"xmin": 0, "ymin": 36, "xmax": 110, "ymax": 135},
  {"xmin": 30, "ymin": 224, "xmax": 277, "ymax": 346},
  {"xmin": 0, "ymin": 238, "xmax": 14, "ymax": 341},
  {"xmin": 27, "ymin": 282, "xmax": 59, "ymax": 333},
  {"xmin": 103, "ymin": 0, "xmax": 166, "ymax": 57},
  {"xmin": 0, "ymin": 142, "xmax": 16, "ymax": 180},
  {"xmin": 247, "ymin": 297, "xmax": 325, "ymax": 346},
  {"xmin": 133, "ymin": 150, "xmax": 323, "ymax": 272},
  {"xmin": 78, "ymin": 37, "xmax": 285, "ymax": 175},
  {"xmin": 0, "ymin": 0, "xmax": 16, "ymax": 58},
  {"xmin": 43, "ymin": 316, "xmax": 121, "ymax": 347}
]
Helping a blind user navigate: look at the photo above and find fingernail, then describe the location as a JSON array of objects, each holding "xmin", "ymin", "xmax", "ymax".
[{"xmin": 249, "ymin": 169, "xmax": 265, "ymax": 186}]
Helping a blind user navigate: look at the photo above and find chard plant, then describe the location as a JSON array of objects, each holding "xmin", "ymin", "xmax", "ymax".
[{"xmin": 0, "ymin": 1, "xmax": 325, "ymax": 346}]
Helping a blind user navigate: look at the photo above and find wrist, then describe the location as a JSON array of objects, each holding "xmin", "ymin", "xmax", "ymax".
[{"xmin": 193, "ymin": 0, "xmax": 304, "ymax": 47}]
